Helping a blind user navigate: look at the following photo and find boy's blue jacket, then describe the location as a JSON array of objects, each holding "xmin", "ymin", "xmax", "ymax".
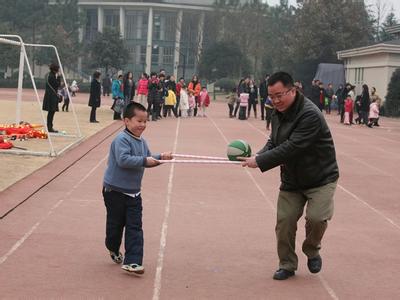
[{"xmin": 103, "ymin": 129, "xmax": 161, "ymax": 194}]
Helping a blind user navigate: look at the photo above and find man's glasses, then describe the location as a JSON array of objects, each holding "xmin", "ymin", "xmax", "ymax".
[{"xmin": 268, "ymin": 88, "xmax": 293, "ymax": 101}]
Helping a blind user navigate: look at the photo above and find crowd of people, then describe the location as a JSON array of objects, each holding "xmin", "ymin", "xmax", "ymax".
[
  {"xmin": 308, "ymin": 80, "xmax": 382, "ymax": 128},
  {"xmin": 43, "ymin": 61, "xmax": 383, "ymax": 134},
  {"xmin": 99, "ymin": 69, "xmax": 210, "ymax": 122}
]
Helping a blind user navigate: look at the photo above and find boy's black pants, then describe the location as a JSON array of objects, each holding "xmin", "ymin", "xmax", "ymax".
[{"xmin": 103, "ymin": 188, "xmax": 143, "ymax": 265}]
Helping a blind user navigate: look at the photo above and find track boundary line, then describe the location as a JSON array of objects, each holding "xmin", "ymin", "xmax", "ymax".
[
  {"xmin": 209, "ymin": 116, "xmax": 339, "ymax": 300},
  {"xmin": 152, "ymin": 118, "xmax": 181, "ymax": 300},
  {"xmin": 0, "ymin": 154, "xmax": 108, "ymax": 266},
  {"xmin": 0, "ymin": 123, "xmax": 122, "ymax": 220}
]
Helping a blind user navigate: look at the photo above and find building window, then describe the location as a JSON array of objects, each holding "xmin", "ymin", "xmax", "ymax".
[
  {"xmin": 126, "ymin": 10, "xmax": 148, "ymax": 40},
  {"xmin": 85, "ymin": 9, "xmax": 98, "ymax": 41},
  {"xmin": 140, "ymin": 46, "xmax": 147, "ymax": 64},
  {"xmin": 354, "ymin": 67, "xmax": 364, "ymax": 84},
  {"xmin": 152, "ymin": 46, "xmax": 159, "ymax": 64},
  {"xmin": 164, "ymin": 13, "xmax": 176, "ymax": 42},
  {"xmin": 127, "ymin": 45, "xmax": 135, "ymax": 62},
  {"xmin": 104, "ymin": 9, "xmax": 119, "ymax": 31},
  {"xmin": 163, "ymin": 46, "xmax": 174, "ymax": 65},
  {"xmin": 153, "ymin": 14, "xmax": 161, "ymax": 40}
]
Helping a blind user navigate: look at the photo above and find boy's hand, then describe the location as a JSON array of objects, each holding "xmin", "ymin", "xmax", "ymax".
[
  {"xmin": 161, "ymin": 152, "xmax": 173, "ymax": 160},
  {"xmin": 146, "ymin": 157, "xmax": 161, "ymax": 167}
]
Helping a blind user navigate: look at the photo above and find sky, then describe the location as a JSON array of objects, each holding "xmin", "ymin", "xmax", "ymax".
[{"xmin": 265, "ymin": 0, "xmax": 400, "ymax": 19}]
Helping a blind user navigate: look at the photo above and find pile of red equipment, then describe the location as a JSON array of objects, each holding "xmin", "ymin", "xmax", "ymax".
[{"xmin": 0, "ymin": 122, "xmax": 48, "ymax": 150}]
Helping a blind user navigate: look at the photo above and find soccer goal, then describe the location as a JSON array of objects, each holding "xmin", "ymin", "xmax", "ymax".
[{"xmin": 0, "ymin": 34, "xmax": 82, "ymax": 157}]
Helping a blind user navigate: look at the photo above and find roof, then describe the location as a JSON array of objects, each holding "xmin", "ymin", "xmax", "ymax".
[
  {"xmin": 337, "ymin": 40, "xmax": 400, "ymax": 59},
  {"xmin": 386, "ymin": 24, "xmax": 400, "ymax": 35}
]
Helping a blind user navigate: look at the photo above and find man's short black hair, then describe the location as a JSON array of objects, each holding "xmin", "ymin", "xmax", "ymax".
[
  {"xmin": 267, "ymin": 72, "xmax": 294, "ymax": 88},
  {"xmin": 123, "ymin": 102, "xmax": 147, "ymax": 119}
]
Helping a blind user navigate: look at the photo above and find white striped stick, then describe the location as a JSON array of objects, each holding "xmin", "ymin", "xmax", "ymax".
[
  {"xmin": 172, "ymin": 154, "xmax": 229, "ymax": 160},
  {"xmin": 157, "ymin": 159, "xmax": 242, "ymax": 164}
]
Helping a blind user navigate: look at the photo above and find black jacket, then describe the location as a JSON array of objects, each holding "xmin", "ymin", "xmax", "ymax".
[
  {"xmin": 88, "ymin": 79, "xmax": 101, "ymax": 108},
  {"xmin": 42, "ymin": 71, "xmax": 61, "ymax": 112},
  {"xmin": 259, "ymin": 80, "xmax": 268, "ymax": 99},
  {"xmin": 256, "ymin": 92, "xmax": 339, "ymax": 191}
]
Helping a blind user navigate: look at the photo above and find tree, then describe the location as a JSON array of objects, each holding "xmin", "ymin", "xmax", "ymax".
[
  {"xmin": 379, "ymin": 11, "xmax": 397, "ymax": 42},
  {"xmin": 35, "ymin": 0, "xmax": 85, "ymax": 67},
  {"xmin": 289, "ymin": 0, "xmax": 375, "ymax": 84},
  {"xmin": 0, "ymin": 0, "xmax": 84, "ymax": 72},
  {"xmin": 198, "ymin": 41, "xmax": 250, "ymax": 80},
  {"xmin": 385, "ymin": 68, "xmax": 400, "ymax": 117},
  {"xmin": 261, "ymin": 1, "xmax": 295, "ymax": 75},
  {"xmin": 85, "ymin": 28, "xmax": 129, "ymax": 74}
]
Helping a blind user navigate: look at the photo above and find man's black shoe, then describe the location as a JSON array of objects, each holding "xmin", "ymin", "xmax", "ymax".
[
  {"xmin": 273, "ymin": 269, "xmax": 295, "ymax": 280},
  {"xmin": 307, "ymin": 255, "xmax": 322, "ymax": 273}
]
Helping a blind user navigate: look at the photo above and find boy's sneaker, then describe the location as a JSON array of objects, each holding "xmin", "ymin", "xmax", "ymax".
[
  {"xmin": 121, "ymin": 264, "xmax": 145, "ymax": 275},
  {"xmin": 109, "ymin": 251, "xmax": 123, "ymax": 264}
]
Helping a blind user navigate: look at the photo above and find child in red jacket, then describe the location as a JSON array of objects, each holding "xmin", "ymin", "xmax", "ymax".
[
  {"xmin": 136, "ymin": 73, "xmax": 149, "ymax": 107},
  {"xmin": 344, "ymin": 95, "xmax": 353, "ymax": 125},
  {"xmin": 198, "ymin": 87, "xmax": 210, "ymax": 117}
]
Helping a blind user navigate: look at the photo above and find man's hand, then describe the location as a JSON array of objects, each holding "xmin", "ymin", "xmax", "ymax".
[
  {"xmin": 146, "ymin": 157, "xmax": 161, "ymax": 167},
  {"xmin": 238, "ymin": 156, "xmax": 258, "ymax": 168},
  {"xmin": 160, "ymin": 152, "xmax": 173, "ymax": 160}
]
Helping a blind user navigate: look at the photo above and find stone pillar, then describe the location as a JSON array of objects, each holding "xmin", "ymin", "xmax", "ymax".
[
  {"xmin": 173, "ymin": 10, "xmax": 183, "ymax": 79},
  {"xmin": 78, "ymin": 6, "xmax": 84, "ymax": 73},
  {"xmin": 145, "ymin": 7, "xmax": 153, "ymax": 74},
  {"xmin": 119, "ymin": 7, "xmax": 125, "ymax": 37},
  {"xmin": 195, "ymin": 12, "xmax": 205, "ymax": 74},
  {"xmin": 78, "ymin": 7, "xmax": 84, "ymax": 43},
  {"xmin": 98, "ymin": 7, "xmax": 104, "ymax": 33}
]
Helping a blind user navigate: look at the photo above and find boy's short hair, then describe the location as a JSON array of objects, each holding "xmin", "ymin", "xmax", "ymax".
[
  {"xmin": 118, "ymin": 74, "xmax": 123, "ymax": 79},
  {"xmin": 123, "ymin": 102, "xmax": 147, "ymax": 119},
  {"xmin": 268, "ymin": 72, "xmax": 294, "ymax": 88}
]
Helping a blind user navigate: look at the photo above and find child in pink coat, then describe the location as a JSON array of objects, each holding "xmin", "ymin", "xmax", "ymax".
[{"xmin": 367, "ymin": 99, "xmax": 380, "ymax": 127}]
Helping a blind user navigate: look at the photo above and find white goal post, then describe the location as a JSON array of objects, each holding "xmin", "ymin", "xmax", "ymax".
[{"xmin": 0, "ymin": 34, "xmax": 82, "ymax": 157}]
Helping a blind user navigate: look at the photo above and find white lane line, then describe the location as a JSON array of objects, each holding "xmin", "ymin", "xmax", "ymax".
[
  {"xmin": 152, "ymin": 118, "xmax": 180, "ymax": 300},
  {"xmin": 246, "ymin": 120, "xmax": 268, "ymax": 138},
  {"xmin": 0, "ymin": 155, "xmax": 108, "ymax": 266},
  {"xmin": 209, "ymin": 116, "xmax": 339, "ymax": 300},
  {"xmin": 336, "ymin": 151, "xmax": 400, "ymax": 183},
  {"xmin": 337, "ymin": 184, "xmax": 400, "ymax": 231}
]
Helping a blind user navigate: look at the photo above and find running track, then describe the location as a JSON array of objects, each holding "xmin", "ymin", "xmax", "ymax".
[{"xmin": 1, "ymin": 101, "xmax": 399, "ymax": 299}]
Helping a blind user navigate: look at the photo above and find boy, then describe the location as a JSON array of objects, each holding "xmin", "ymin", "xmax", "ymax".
[{"xmin": 102, "ymin": 102, "xmax": 172, "ymax": 274}]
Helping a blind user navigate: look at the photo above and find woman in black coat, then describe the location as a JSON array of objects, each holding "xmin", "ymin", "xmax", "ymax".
[
  {"xmin": 88, "ymin": 71, "xmax": 101, "ymax": 123},
  {"xmin": 42, "ymin": 63, "xmax": 61, "ymax": 132}
]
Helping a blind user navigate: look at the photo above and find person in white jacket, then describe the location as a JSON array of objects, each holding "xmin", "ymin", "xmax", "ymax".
[{"xmin": 179, "ymin": 85, "xmax": 190, "ymax": 118}]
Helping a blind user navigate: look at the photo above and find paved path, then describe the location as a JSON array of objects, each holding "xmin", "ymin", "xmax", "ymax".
[{"xmin": 1, "ymin": 103, "xmax": 399, "ymax": 299}]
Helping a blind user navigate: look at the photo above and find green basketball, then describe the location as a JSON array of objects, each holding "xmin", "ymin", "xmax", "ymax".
[{"xmin": 227, "ymin": 140, "xmax": 252, "ymax": 161}]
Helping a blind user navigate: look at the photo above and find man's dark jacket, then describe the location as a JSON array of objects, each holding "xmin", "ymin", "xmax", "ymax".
[{"xmin": 256, "ymin": 92, "xmax": 339, "ymax": 191}]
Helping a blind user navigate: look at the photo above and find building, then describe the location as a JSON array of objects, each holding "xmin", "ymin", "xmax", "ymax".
[
  {"xmin": 78, "ymin": 0, "xmax": 220, "ymax": 78},
  {"xmin": 337, "ymin": 26, "xmax": 400, "ymax": 99}
]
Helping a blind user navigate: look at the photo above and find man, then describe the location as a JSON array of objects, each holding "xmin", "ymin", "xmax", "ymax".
[
  {"xmin": 310, "ymin": 79, "xmax": 321, "ymax": 109},
  {"xmin": 241, "ymin": 72, "xmax": 339, "ymax": 280},
  {"xmin": 259, "ymin": 74, "xmax": 270, "ymax": 121},
  {"xmin": 102, "ymin": 74, "xmax": 112, "ymax": 96}
]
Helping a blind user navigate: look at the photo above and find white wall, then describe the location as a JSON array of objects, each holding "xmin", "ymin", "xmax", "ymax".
[{"xmin": 344, "ymin": 52, "xmax": 400, "ymax": 99}]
